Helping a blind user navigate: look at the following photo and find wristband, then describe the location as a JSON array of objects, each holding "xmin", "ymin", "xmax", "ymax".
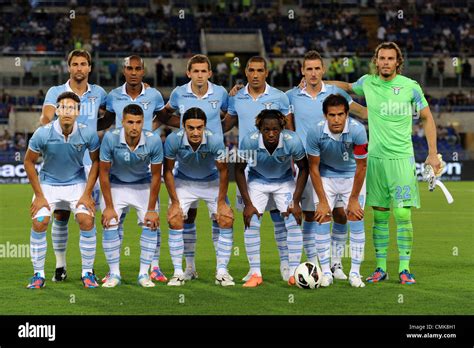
[{"xmin": 147, "ymin": 210, "xmax": 158, "ymax": 213}]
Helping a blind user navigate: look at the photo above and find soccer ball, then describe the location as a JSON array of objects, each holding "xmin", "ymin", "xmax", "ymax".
[{"xmin": 294, "ymin": 262, "xmax": 322, "ymax": 289}]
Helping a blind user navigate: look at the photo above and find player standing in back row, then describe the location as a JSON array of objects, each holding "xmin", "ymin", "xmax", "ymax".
[
  {"xmin": 328, "ymin": 42, "xmax": 441, "ymax": 284},
  {"xmin": 222, "ymin": 56, "xmax": 293, "ymax": 282}
]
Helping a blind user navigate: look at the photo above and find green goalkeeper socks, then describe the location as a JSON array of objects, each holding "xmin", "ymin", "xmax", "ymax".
[
  {"xmin": 373, "ymin": 210, "xmax": 390, "ymax": 271},
  {"xmin": 394, "ymin": 207, "xmax": 413, "ymax": 273}
]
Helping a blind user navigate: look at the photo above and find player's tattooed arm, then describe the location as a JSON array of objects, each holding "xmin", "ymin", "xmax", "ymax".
[
  {"xmin": 24, "ymin": 149, "xmax": 50, "ymax": 217},
  {"xmin": 349, "ymin": 102, "xmax": 368, "ymax": 120},
  {"xmin": 420, "ymin": 107, "xmax": 441, "ymax": 174},
  {"xmin": 144, "ymin": 163, "xmax": 162, "ymax": 230},
  {"xmin": 308, "ymin": 154, "xmax": 331, "ymax": 223},
  {"xmin": 347, "ymin": 156, "xmax": 367, "ymax": 221},
  {"xmin": 77, "ymin": 150, "xmax": 100, "ymax": 214},
  {"xmin": 40, "ymin": 104, "xmax": 56, "ymax": 125},
  {"xmin": 288, "ymin": 156, "xmax": 309, "ymax": 224},
  {"xmin": 99, "ymin": 160, "xmax": 118, "ymax": 228},
  {"xmin": 97, "ymin": 110, "xmax": 116, "ymax": 131},
  {"xmin": 215, "ymin": 161, "xmax": 234, "ymax": 228},
  {"xmin": 235, "ymin": 162, "xmax": 260, "ymax": 227},
  {"xmin": 222, "ymin": 113, "xmax": 238, "ymax": 133}
]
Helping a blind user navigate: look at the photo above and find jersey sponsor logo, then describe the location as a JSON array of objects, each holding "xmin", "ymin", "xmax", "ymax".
[
  {"xmin": 392, "ymin": 87, "xmax": 403, "ymax": 95},
  {"xmin": 262, "ymin": 102, "xmax": 273, "ymax": 109},
  {"xmin": 209, "ymin": 100, "xmax": 219, "ymax": 109},
  {"xmin": 47, "ymin": 139, "xmax": 61, "ymax": 143},
  {"xmin": 140, "ymin": 101, "xmax": 150, "ymax": 110}
]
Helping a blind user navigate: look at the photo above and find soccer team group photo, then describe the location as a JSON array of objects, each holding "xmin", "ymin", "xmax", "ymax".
[{"xmin": 0, "ymin": 0, "xmax": 472, "ymax": 322}]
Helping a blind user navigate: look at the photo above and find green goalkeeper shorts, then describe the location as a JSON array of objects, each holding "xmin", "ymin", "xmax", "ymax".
[{"xmin": 366, "ymin": 156, "xmax": 420, "ymax": 209}]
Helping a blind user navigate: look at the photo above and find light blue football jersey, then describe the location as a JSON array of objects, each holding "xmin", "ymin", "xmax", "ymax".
[
  {"xmin": 100, "ymin": 127, "xmax": 163, "ymax": 185},
  {"xmin": 164, "ymin": 129, "xmax": 226, "ymax": 182},
  {"xmin": 28, "ymin": 120, "xmax": 100, "ymax": 185},
  {"xmin": 306, "ymin": 117, "xmax": 368, "ymax": 178},
  {"xmin": 228, "ymin": 83, "xmax": 290, "ymax": 146},
  {"xmin": 286, "ymin": 82, "xmax": 353, "ymax": 148},
  {"xmin": 169, "ymin": 81, "xmax": 228, "ymax": 138},
  {"xmin": 43, "ymin": 80, "xmax": 106, "ymax": 165},
  {"xmin": 238, "ymin": 129, "xmax": 306, "ymax": 183},
  {"xmin": 106, "ymin": 83, "xmax": 165, "ymax": 131}
]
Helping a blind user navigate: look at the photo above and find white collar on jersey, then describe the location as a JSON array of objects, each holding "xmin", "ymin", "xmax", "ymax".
[
  {"xmin": 258, "ymin": 132, "xmax": 284, "ymax": 150},
  {"xmin": 244, "ymin": 83, "xmax": 270, "ymax": 100},
  {"xmin": 183, "ymin": 130, "xmax": 208, "ymax": 147},
  {"xmin": 65, "ymin": 79, "xmax": 91, "ymax": 97},
  {"xmin": 299, "ymin": 81, "xmax": 327, "ymax": 98},
  {"xmin": 121, "ymin": 82, "xmax": 146, "ymax": 101},
  {"xmin": 53, "ymin": 119, "xmax": 78, "ymax": 140},
  {"xmin": 120, "ymin": 127, "xmax": 146, "ymax": 150},
  {"xmin": 323, "ymin": 118, "xmax": 349, "ymax": 141},
  {"xmin": 185, "ymin": 81, "xmax": 214, "ymax": 99}
]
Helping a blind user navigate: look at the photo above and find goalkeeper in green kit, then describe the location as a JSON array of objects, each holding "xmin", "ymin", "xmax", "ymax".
[{"xmin": 328, "ymin": 42, "xmax": 441, "ymax": 285}]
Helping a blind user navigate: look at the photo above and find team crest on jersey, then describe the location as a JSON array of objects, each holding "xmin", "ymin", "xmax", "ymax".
[
  {"xmin": 88, "ymin": 96, "xmax": 97, "ymax": 104},
  {"xmin": 74, "ymin": 144, "xmax": 84, "ymax": 152},
  {"xmin": 283, "ymin": 133, "xmax": 293, "ymax": 140},
  {"xmin": 201, "ymin": 152, "xmax": 208, "ymax": 159},
  {"xmin": 141, "ymin": 101, "xmax": 150, "ymax": 110},
  {"xmin": 145, "ymin": 131, "xmax": 153, "ymax": 137},
  {"xmin": 262, "ymin": 102, "xmax": 273, "ymax": 109},
  {"xmin": 277, "ymin": 156, "xmax": 287, "ymax": 161},
  {"xmin": 392, "ymin": 87, "xmax": 402, "ymax": 95},
  {"xmin": 136, "ymin": 153, "xmax": 148, "ymax": 161},
  {"xmin": 209, "ymin": 100, "xmax": 219, "ymax": 109},
  {"xmin": 343, "ymin": 142, "xmax": 352, "ymax": 149},
  {"xmin": 112, "ymin": 129, "xmax": 120, "ymax": 135}
]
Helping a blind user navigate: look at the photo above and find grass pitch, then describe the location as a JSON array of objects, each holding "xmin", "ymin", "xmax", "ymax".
[{"xmin": 0, "ymin": 182, "xmax": 472, "ymax": 315}]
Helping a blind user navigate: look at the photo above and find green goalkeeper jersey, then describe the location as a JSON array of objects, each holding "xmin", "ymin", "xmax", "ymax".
[{"xmin": 352, "ymin": 74, "xmax": 429, "ymax": 159}]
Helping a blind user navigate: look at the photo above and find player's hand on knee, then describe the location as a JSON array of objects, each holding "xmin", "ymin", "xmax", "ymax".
[
  {"xmin": 216, "ymin": 203, "xmax": 234, "ymax": 228},
  {"xmin": 167, "ymin": 201, "xmax": 184, "ymax": 228},
  {"xmin": 77, "ymin": 194, "xmax": 95, "ymax": 215},
  {"xmin": 30, "ymin": 196, "xmax": 50, "ymax": 218},
  {"xmin": 144, "ymin": 211, "xmax": 160, "ymax": 230},
  {"xmin": 102, "ymin": 207, "xmax": 118, "ymax": 228},
  {"xmin": 243, "ymin": 204, "xmax": 260, "ymax": 228},
  {"xmin": 287, "ymin": 201, "xmax": 303, "ymax": 225},
  {"xmin": 346, "ymin": 197, "xmax": 364, "ymax": 220},
  {"xmin": 314, "ymin": 200, "xmax": 331, "ymax": 223}
]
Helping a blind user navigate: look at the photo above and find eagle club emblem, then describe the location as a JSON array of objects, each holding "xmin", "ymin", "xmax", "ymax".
[
  {"xmin": 141, "ymin": 101, "xmax": 150, "ymax": 110},
  {"xmin": 263, "ymin": 102, "xmax": 273, "ymax": 110},
  {"xmin": 74, "ymin": 144, "xmax": 83, "ymax": 152},
  {"xmin": 136, "ymin": 153, "xmax": 148, "ymax": 161},
  {"xmin": 209, "ymin": 100, "xmax": 218, "ymax": 109},
  {"xmin": 392, "ymin": 87, "xmax": 402, "ymax": 95},
  {"xmin": 88, "ymin": 96, "xmax": 97, "ymax": 103}
]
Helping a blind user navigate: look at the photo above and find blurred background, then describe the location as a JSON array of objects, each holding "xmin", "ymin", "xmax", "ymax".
[{"xmin": 0, "ymin": 0, "xmax": 473, "ymax": 181}]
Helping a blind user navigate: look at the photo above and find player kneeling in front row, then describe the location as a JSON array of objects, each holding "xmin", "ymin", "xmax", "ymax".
[
  {"xmin": 236, "ymin": 109, "xmax": 308, "ymax": 287},
  {"xmin": 99, "ymin": 104, "xmax": 163, "ymax": 288},
  {"xmin": 164, "ymin": 107, "xmax": 234, "ymax": 286},
  {"xmin": 24, "ymin": 92, "xmax": 100, "ymax": 289},
  {"xmin": 307, "ymin": 94, "xmax": 368, "ymax": 288}
]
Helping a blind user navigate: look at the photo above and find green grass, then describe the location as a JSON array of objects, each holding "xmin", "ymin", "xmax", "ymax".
[{"xmin": 0, "ymin": 182, "xmax": 473, "ymax": 315}]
